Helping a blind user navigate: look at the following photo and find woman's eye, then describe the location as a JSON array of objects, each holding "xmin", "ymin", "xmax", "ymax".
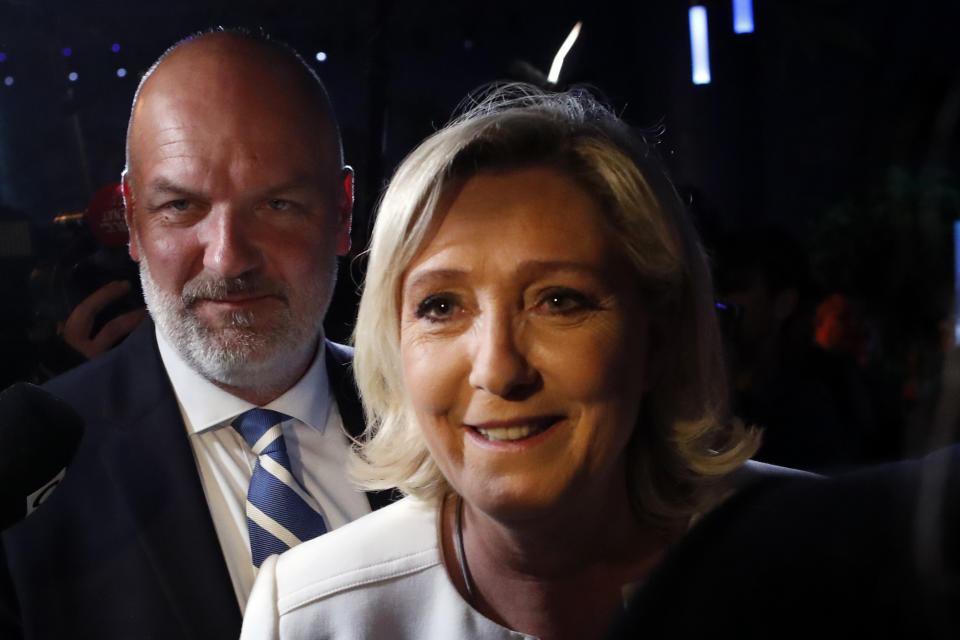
[
  {"xmin": 537, "ymin": 288, "xmax": 595, "ymax": 314},
  {"xmin": 414, "ymin": 294, "xmax": 459, "ymax": 322}
]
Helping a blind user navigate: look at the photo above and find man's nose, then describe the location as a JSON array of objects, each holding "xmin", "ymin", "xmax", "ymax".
[
  {"xmin": 201, "ymin": 208, "xmax": 261, "ymax": 278},
  {"xmin": 468, "ymin": 315, "xmax": 539, "ymax": 400}
]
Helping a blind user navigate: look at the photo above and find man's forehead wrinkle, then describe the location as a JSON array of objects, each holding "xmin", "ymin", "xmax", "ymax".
[
  {"xmin": 150, "ymin": 122, "xmax": 204, "ymax": 147},
  {"xmin": 151, "ymin": 154, "xmax": 203, "ymax": 169},
  {"xmin": 141, "ymin": 74, "xmax": 315, "ymax": 138},
  {"xmin": 129, "ymin": 84, "xmax": 193, "ymax": 145},
  {"xmin": 126, "ymin": 35, "xmax": 341, "ymax": 196},
  {"xmin": 155, "ymin": 138, "xmax": 190, "ymax": 150}
]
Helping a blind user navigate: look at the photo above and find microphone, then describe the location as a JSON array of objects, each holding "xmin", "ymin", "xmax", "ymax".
[{"xmin": 0, "ymin": 383, "xmax": 84, "ymax": 530}]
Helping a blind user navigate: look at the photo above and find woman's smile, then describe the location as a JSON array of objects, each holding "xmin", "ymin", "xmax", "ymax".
[{"xmin": 464, "ymin": 414, "xmax": 566, "ymax": 444}]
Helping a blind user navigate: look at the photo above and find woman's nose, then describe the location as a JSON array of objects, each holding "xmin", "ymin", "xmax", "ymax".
[{"xmin": 468, "ymin": 317, "xmax": 540, "ymax": 400}]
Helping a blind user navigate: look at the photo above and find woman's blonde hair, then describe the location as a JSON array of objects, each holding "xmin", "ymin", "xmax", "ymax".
[{"xmin": 351, "ymin": 84, "xmax": 759, "ymax": 524}]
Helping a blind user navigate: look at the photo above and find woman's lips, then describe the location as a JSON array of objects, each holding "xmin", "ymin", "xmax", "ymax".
[{"xmin": 465, "ymin": 416, "xmax": 564, "ymax": 443}]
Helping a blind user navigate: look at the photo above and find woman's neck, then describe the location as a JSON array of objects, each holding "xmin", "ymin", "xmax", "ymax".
[{"xmin": 440, "ymin": 484, "xmax": 680, "ymax": 640}]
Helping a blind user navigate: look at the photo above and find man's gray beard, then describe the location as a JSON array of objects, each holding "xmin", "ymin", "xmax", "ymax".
[{"xmin": 139, "ymin": 256, "xmax": 328, "ymax": 391}]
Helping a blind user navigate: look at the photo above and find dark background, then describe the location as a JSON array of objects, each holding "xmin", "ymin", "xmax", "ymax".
[
  {"xmin": 1, "ymin": 0, "xmax": 959, "ymax": 462},
  {"xmin": 3, "ymin": 0, "xmax": 957, "ymax": 233}
]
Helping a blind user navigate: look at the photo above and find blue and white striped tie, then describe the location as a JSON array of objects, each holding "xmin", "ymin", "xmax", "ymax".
[{"xmin": 232, "ymin": 408, "xmax": 328, "ymax": 568}]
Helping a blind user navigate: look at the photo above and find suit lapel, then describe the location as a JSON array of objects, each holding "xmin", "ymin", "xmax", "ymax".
[
  {"xmin": 99, "ymin": 321, "xmax": 240, "ymax": 637},
  {"xmin": 99, "ymin": 331, "xmax": 393, "ymax": 631},
  {"xmin": 324, "ymin": 340, "xmax": 398, "ymax": 511}
]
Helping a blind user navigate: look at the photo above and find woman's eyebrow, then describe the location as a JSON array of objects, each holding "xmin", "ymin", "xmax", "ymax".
[
  {"xmin": 403, "ymin": 269, "xmax": 469, "ymax": 292},
  {"xmin": 405, "ymin": 261, "xmax": 604, "ymax": 291},
  {"xmin": 512, "ymin": 260, "xmax": 604, "ymax": 279}
]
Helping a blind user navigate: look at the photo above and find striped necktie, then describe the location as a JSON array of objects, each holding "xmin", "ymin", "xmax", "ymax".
[{"xmin": 232, "ymin": 408, "xmax": 328, "ymax": 568}]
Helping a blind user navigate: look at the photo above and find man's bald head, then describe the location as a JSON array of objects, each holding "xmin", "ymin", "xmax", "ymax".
[
  {"xmin": 124, "ymin": 30, "xmax": 344, "ymax": 189},
  {"xmin": 120, "ymin": 29, "xmax": 355, "ymax": 403}
]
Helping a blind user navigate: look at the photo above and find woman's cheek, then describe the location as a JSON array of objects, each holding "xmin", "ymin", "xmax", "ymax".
[{"xmin": 401, "ymin": 336, "xmax": 461, "ymax": 416}]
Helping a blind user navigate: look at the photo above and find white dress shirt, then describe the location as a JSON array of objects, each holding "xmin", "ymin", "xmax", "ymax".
[{"xmin": 155, "ymin": 328, "xmax": 371, "ymax": 610}]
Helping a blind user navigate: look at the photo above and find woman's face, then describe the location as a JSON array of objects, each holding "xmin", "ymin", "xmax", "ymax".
[{"xmin": 399, "ymin": 166, "xmax": 652, "ymax": 521}]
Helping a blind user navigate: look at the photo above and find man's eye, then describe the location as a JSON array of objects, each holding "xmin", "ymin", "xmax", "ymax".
[
  {"xmin": 414, "ymin": 294, "xmax": 460, "ymax": 322},
  {"xmin": 165, "ymin": 199, "xmax": 190, "ymax": 212},
  {"xmin": 537, "ymin": 288, "xmax": 595, "ymax": 314},
  {"xmin": 267, "ymin": 198, "xmax": 291, "ymax": 211}
]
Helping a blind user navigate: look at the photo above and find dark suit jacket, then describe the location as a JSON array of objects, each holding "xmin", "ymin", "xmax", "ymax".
[
  {"xmin": 0, "ymin": 319, "xmax": 392, "ymax": 639},
  {"xmin": 610, "ymin": 446, "xmax": 960, "ymax": 639}
]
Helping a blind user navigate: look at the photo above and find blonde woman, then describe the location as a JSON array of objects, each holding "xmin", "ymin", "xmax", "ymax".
[{"xmin": 242, "ymin": 85, "xmax": 770, "ymax": 640}]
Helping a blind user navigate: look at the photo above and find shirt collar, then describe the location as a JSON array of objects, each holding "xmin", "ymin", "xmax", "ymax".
[{"xmin": 156, "ymin": 326, "xmax": 332, "ymax": 435}]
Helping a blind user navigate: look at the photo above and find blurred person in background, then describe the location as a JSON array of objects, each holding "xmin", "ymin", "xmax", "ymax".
[
  {"xmin": 28, "ymin": 183, "xmax": 146, "ymax": 380},
  {"xmin": 715, "ymin": 228, "xmax": 879, "ymax": 471}
]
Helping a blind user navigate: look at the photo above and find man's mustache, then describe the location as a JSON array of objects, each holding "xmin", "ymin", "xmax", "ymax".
[{"xmin": 182, "ymin": 275, "xmax": 287, "ymax": 307}]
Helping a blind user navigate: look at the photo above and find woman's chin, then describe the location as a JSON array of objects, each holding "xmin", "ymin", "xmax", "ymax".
[{"xmin": 461, "ymin": 481, "xmax": 582, "ymax": 526}]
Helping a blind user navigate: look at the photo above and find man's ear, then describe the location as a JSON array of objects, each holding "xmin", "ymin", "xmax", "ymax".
[
  {"xmin": 120, "ymin": 170, "xmax": 141, "ymax": 263},
  {"xmin": 336, "ymin": 166, "xmax": 355, "ymax": 255}
]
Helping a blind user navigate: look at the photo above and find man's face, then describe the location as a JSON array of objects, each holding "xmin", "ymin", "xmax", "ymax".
[{"xmin": 124, "ymin": 47, "xmax": 352, "ymax": 391}]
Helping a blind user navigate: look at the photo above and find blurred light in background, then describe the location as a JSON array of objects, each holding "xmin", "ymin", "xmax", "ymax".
[
  {"xmin": 315, "ymin": 51, "xmax": 327, "ymax": 62},
  {"xmin": 67, "ymin": 71, "xmax": 78, "ymax": 82},
  {"xmin": 547, "ymin": 21, "xmax": 582, "ymax": 85},
  {"xmin": 116, "ymin": 68, "xmax": 127, "ymax": 78},
  {"xmin": 111, "ymin": 43, "xmax": 121, "ymax": 53},
  {"xmin": 733, "ymin": 0, "xmax": 755, "ymax": 34},
  {"xmin": 62, "ymin": 47, "xmax": 72, "ymax": 57},
  {"xmin": 689, "ymin": 6, "xmax": 711, "ymax": 85},
  {"xmin": 0, "ymin": 53, "xmax": 6, "ymax": 62},
  {"xmin": 954, "ymin": 221, "xmax": 960, "ymax": 345},
  {"xmin": 3, "ymin": 76, "xmax": 13, "ymax": 87}
]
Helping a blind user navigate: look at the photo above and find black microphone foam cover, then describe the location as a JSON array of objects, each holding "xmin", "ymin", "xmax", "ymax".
[{"xmin": 0, "ymin": 383, "xmax": 84, "ymax": 529}]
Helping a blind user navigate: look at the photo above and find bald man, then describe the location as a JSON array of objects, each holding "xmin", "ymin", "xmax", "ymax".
[{"xmin": 0, "ymin": 30, "xmax": 390, "ymax": 639}]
